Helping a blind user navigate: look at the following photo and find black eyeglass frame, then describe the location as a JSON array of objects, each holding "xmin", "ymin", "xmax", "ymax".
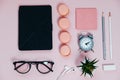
[{"xmin": 13, "ymin": 61, "xmax": 54, "ymax": 74}]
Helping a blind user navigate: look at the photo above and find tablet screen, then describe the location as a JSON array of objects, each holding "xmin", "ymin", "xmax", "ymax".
[{"xmin": 19, "ymin": 5, "xmax": 53, "ymax": 50}]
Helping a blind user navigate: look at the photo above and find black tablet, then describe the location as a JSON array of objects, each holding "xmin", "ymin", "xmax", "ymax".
[{"xmin": 19, "ymin": 5, "xmax": 53, "ymax": 50}]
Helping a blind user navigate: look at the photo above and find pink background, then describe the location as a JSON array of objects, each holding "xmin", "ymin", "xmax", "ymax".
[{"xmin": 0, "ymin": 0, "xmax": 120, "ymax": 80}]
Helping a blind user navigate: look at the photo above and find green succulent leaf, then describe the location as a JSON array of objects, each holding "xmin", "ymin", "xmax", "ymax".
[
  {"xmin": 91, "ymin": 59, "xmax": 99, "ymax": 64},
  {"xmin": 81, "ymin": 61, "xmax": 85, "ymax": 65}
]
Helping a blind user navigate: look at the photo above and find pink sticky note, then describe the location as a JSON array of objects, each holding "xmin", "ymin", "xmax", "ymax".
[{"xmin": 76, "ymin": 8, "xmax": 97, "ymax": 30}]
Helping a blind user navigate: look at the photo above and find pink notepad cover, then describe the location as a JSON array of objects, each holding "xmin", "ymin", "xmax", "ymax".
[{"xmin": 76, "ymin": 8, "xmax": 97, "ymax": 30}]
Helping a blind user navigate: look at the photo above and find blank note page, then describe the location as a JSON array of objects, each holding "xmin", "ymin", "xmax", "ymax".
[{"xmin": 76, "ymin": 8, "xmax": 97, "ymax": 30}]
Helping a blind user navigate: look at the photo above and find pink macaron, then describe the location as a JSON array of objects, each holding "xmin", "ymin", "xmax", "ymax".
[
  {"xmin": 60, "ymin": 44, "xmax": 71, "ymax": 56},
  {"xmin": 59, "ymin": 31, "xmax": 71, "ymax": 43},
  {"xmin": 57, "ymin": 3, "xmax": 69, "ymax": 16},
  {"xmin": 58, "ymin": 17, "xmax": 70, "ymax": 30}
]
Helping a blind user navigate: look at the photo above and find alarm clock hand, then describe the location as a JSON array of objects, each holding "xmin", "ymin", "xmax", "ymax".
[{"xmin": 85, "ymin": 42, "xmax": 90, "ymax": 45}]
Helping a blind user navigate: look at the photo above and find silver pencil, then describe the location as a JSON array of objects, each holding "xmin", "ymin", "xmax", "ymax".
[{"xmin": 102, "ymin": 12, "xmax": 106, "ymax": 60}]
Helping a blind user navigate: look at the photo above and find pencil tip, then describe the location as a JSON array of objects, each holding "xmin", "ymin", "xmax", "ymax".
[
  {"xmin": 109, "ymin": 12, "xmax": 111, "ymax": 16},
  {"xmin": 102, "ymin": 12, "xmax": 104, "ymax": 16}
]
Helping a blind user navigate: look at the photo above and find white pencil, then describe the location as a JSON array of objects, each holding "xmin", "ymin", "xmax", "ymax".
[{"xmin": 108, "ymin": 12, "xmax": 113, "ymax": 59}]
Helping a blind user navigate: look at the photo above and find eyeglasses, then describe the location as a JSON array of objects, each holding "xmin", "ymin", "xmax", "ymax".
[{"xmin": 13, "ymin": 60, "xmax": 54, "ymax": 74}]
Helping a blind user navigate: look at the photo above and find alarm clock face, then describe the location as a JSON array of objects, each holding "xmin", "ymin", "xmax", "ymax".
[{"xmin": 79, "ymin": 37, "xmax": 94, "ymax": 51}]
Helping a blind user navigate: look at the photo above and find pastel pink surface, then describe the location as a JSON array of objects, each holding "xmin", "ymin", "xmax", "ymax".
[
  {"xmin": 0, "ymin": 0, "xmax": 120, "ymax": 80},
  {"xmin": 76, "ymin": 8, "xmax": 97, "ymax": 30}
]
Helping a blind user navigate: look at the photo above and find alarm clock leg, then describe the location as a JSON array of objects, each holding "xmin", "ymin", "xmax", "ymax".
[{"xmin": 91, "ymin": 49, "xmax": 94, "ymax": 52}]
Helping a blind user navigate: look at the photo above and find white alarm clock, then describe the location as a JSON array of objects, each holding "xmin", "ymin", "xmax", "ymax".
[{"xmin": 78, "ymin": 32, "xmax": 94, "ymax": 53}]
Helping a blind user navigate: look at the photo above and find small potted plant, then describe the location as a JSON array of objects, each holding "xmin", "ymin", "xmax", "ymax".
[{"xmin": 77, "ymin": 57, "xmax": 98, "ymax": 77}]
